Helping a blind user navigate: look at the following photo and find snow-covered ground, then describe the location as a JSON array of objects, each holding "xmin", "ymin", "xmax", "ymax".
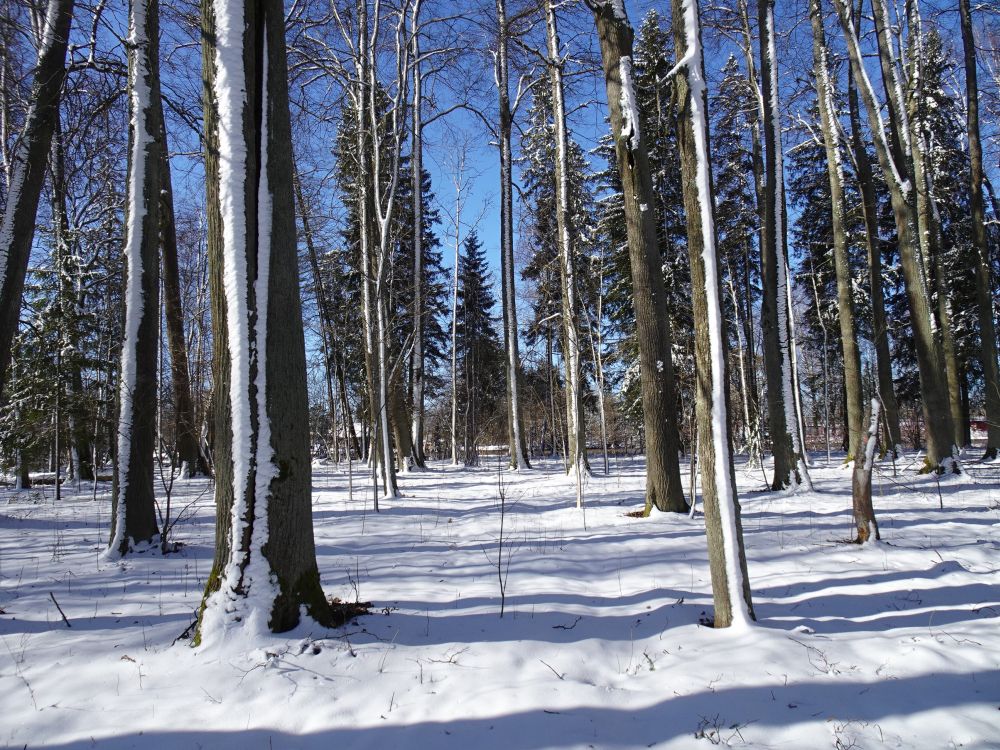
[{"xmin": 1, "ymin": 453, "xmax": 998, "ymax": 749}]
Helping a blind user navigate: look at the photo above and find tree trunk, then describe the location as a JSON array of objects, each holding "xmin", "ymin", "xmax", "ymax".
[
  {"xmin": 669, "ymin": 0, "xmax": 754, "ymax": 628},
  {"xmin": 410, "ymin": 4, "xmax": 427, "ymax": 467},
  {"xmin": 109, "ymin": 0, "xmax": 162, "ymax": 557},
  {"xmin": 0, "ymin": 0, "xmax": 74, "ymax": 398},
  {"xmin": 495, "ymin": 0, "xmax": 530, "ymax": 471},
  {"xmin": 758, "ymin": 0, "xmax": 808, "ymax": 489},
  {"xmin": 845, "ymin": 3, "xmax": 902, "ymax": 453},
  {"xmin": 851, "ymin": 400, "xmax": 881, "ymax": 543},
  {"xmin": 589, "ymin": 0, "xmax": 686, "ymax": 512},
  {"xmin": 49, "ymin": 117, "xmax": 95, "ymax": 482},
  {"xmin": 959, "ymin": 0, "xmax": 1000, "ymax": 459},
  {"xmin": 833, "ymin": 0, "xmax": 955, "ymax": 472},
  {"xmin": 159, "ymin": 113, "xmax": 208, "ymax": 477},
  {"xmin": 809, "ymin": 0, "xmax": 864, "ymax": 462},
  {"xmin": 545, "ymin": 1, "xmax": 587, "ymax": 487},
  {"xmin": 196, "ymin": 0, "xmax": 332, "ymax": 640}
]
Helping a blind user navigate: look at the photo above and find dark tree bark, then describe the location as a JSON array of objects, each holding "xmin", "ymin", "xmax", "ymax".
[
  {"xmin": 0, "ymin": 0, "xmax": 74, "ymax": 398},
  {"xmin": 196, "ymin": 0, "xmax": 332, "ymax": 639},
  {"xmin": 109, "ymin": 0, "xmax": 163, "ymax": 556},
  {"xmin": 833, "ymin": 0, "xmax": 955, "ymax": 472},
  {"xmin": 670, "ymin": 0, "xmax": 754, "ymax": 628},
  {"xmin": 758, "ymin": 0, "xmax": 807, "ymax": 489},
  {"xmin": 587, "ymin": 0, "xmax": 687, "ymax": 514},
  {"xmin": 845, "ymin": 3, "xmax": 902, "ymax": 453},
  {"xmin": 158, "ymin": 113, "xmax": 209, "ymax": 477},
  {"xmin": 495, "ymin": 0, "xmax": 530, "ymax": 470},
  {"xmin": 810, "ymin": 0, "xmax": 875, "ymax": 540},
  {"xmin": 960, "ymin": 0, "xmax": 1000, "ymax": 459}
]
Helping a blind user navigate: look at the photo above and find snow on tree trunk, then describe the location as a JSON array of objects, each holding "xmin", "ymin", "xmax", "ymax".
[
  {"xmin": 410, "ymin": 3, "xmax": 426, "ymax": 468},
  {"xmin": 833, "ymin": 0, "xmax": 955, "ymax": 473},
  {"xmin": 670, "ymin": 0, "xmax": 753, "ymax": 628},
  {"xmin": 495, "ymin": 0, "xmax": 530, "ymax": 472},
  {"xmin": 960, "ymin": 0, "xmax": 1000, "ymax": 460},
  {"xmin": 589, "ymin": 0, "xmax": 687, "ymax": 513},
  {"xmin": 852, "ymin": 400, "xmax": 881, "ymax": 543},
  {"xmin": 0, "ymin": 0, "xmax": 74, "ymax": 399},
  {"xmin": 845, "ymin": 20, "xmax": 902, "ymax": 455},
  {"xmin": 197, "ymin": 0, "xmax": 332, "ymax": 643},
  {"xmin": 108, "ymin": 0, "xmax": 162, "ymax": 559},
  {"xmin": 545, "ymin": 0, "xmax": 587, "ymax": 486},
  {"xmin": 757, "ymin": 0, "xmax": 809, "ymax": 490},
  {"xmin": 808, "ymin": 0, "xmax": 864, "ymax": 463}
]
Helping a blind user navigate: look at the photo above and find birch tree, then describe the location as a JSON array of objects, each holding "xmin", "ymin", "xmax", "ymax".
[
  {"xmin": 671, "ymin": 0, "xmax": 754, "ymax": 627},
  {"xmin": 108, "ymin": 0, "xmax": 162, "ymax": 557},
  {"xmin": 197, "ymin": 0, "xmax": 332, "ymax": 639},
  {"xmin": 0, "ymin": 0, "xmax": 74, "ymax": 398},
  {"xmin": 544, "ymin": 0, "xmax": 587, "ymax": 486},
  {"xmin": 586, "ymin": 0, "xmax": 687, "ymax": 514}
]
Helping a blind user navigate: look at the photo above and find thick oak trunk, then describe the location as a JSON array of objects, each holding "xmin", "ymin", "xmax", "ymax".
[
  {"xmin": 589, "ymin": 1, "xmax": 686, "ymax": 513},
  {"xmin": 197, "ymin": 0, "xmax": 332, "ymax": 640}
]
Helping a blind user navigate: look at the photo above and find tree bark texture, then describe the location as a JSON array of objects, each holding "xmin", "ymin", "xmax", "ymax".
[
  {"xmin": 110, "ymin": 0, "xmax": 163, "ymax": 556},
  {"xmin": 959, "ymin": 0, "xmax": 1000, "ymax": 459},
  {"xmin": 590, "ymin": 1, "xmax": 687, "ymax": 513},
  {"xmin": 0, "ymin": 0, "xmax": 74, "ymax": 399},
  {"xmin": 670, "ymin": 0, "xmax": 754, "ymax": 628},
  {"xmin": 197, "ymin": 0, "xmax": 331, "ymax": 640}
]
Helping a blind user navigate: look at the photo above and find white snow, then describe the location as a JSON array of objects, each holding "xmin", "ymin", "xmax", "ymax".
[
  {"xmin": 618, "ymin": 57, "xmax": 641, "ymax": 153},
  {"xmin": 108, "ymin": 0, "xmax": 154, "ymax": 560},
  {"xmin": 198, "ymin": 2, "xmax": 278, "ymax": 643},
  {"xmin": 2, "ymin": 455, "xmax": 998, "ymax": 748},
  {"xmin": 679, "ymin": 0, "xmax": 753, "ymax": 628}
]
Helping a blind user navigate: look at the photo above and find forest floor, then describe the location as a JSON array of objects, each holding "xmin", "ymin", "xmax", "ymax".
[{"xmin": 1, "ymin": 451, "xmax": 998, "ymax": 749}]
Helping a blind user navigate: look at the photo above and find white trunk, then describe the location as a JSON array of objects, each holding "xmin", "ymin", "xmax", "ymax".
[
  {"xmin": 546, "ymin": 0, "xmax": 585, "ymax": 484},
  {"xmin": 409, "ymin": 2, "xmax": 424, "ymax": 463}
]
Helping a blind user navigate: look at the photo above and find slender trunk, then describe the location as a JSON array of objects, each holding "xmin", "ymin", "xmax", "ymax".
[
  {"xmin": 809, "ymin": 0, "xmax": 864, "ymax": 463},
  {"xmin": 109, "ymin": 0, "xmax": 162, "ymax": 557},
  {"xmin": 845, "ymin": 5, "xmax": 902, "ymax": 453},
  {"xmin": 589, "ymin": 0, "xmax": 686, "ymax": 511},
  {"xmin": 49, "ymin": 117, "xmax": 94, "ymax": 482},
  {"xmin": 159, "ymin": 113, "xmax": 206, "ymax": 477},
  {"xmin": 959, "ymin": 0, "xmax": 1000, "ymax": 458},
  {"xmin": 546, "ymin": 0, "xmax": 586, "ymax": 487},
  {"xmin": 450, "ymin": 179, "xmax": 461, "ymax": 465},
  {"xmin": 833, "ymin": 0, "xmax": 955, "ymax": 472},
  {"xmin": 851, "ymin": 400, "xmax": 881, "ymax": 542},
  {"xmin": 670, "ymin": 0, "xmax": 753, "ymax": 628},
  {"xmin": 410, "ymin": 4, "xmax": 426, "ymax": 466},
  {"xmin": 495, "ymin": 0, "xmax": 530, "ymax": 470},
  {"xmin": 0, "ymin": 0, "xmax": 74, "ymax": 398},
  {"xmin": 758, "ymin": 0, "xmax": 808, "ymax": 489}
]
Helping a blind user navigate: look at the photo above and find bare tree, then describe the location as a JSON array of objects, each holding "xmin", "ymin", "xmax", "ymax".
[
  {"xmin": 108, "ymin": 0, "xmax": 163, "ymax": 557},
  {"xmin": 671, "ymin": 0, "xmax": 754, "ymax": 627},
  {"xmin": 0, "ymin": 0, "xmax": 74, "ymax": 398},
  {"xmin": 585, "ymin": 0, "xmax": 687, "ymax": 514},
  {"xmin": 196, "ymin": 0, "xmax": 333, "ymax": 639}
]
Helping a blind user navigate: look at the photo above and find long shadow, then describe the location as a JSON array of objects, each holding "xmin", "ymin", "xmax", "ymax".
[
  {"xmin": 28, "ymin": 669, "xmax": 1000, "ymax": 749},
  {"xmin": 757, "ymin": 582, "xmax": 1000, "ymax": 635}
]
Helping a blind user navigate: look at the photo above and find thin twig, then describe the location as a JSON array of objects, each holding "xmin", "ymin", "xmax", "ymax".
[{"xmin": 49, "ymin": 592, "xmax": 71, "ymax": 628}]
